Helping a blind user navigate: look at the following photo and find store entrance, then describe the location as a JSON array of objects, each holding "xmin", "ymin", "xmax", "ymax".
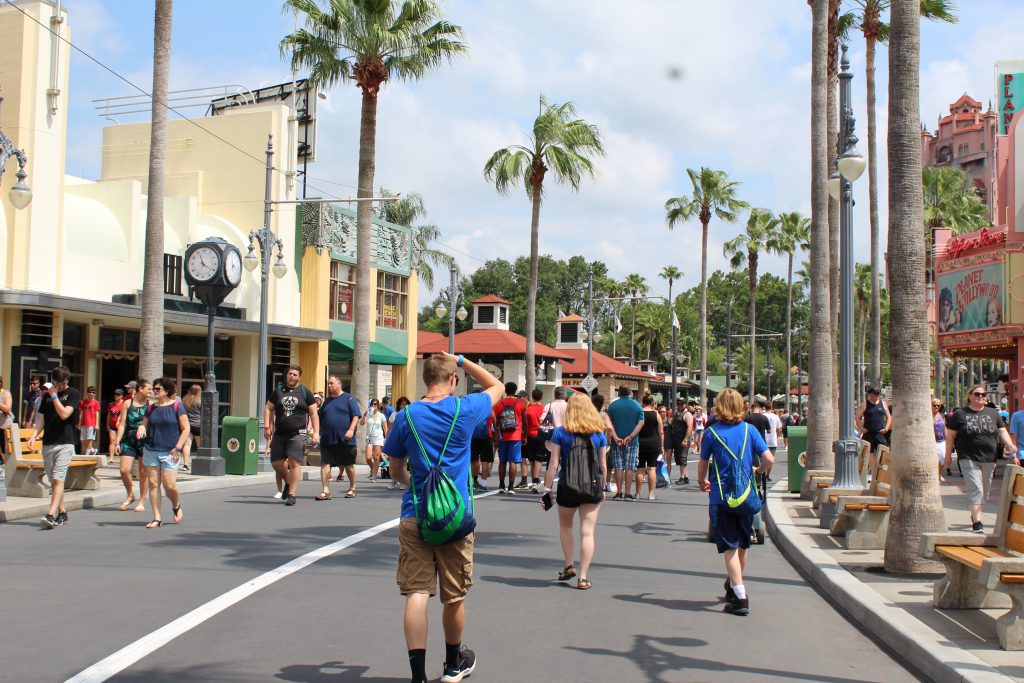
[{"xmin": 99, "ymin": 357, "xmax": 137, "ymax": 452}]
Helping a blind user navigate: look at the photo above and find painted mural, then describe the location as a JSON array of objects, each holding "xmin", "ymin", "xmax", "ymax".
[{"xmin": 937, "ymin": 262, "xmax": 1004, "ymax": 333}]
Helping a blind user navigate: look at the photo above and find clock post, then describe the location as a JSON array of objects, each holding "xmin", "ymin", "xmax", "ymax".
[{"xmin": 183, "ymin": 237, "xmax": 242, "ymax": 476}]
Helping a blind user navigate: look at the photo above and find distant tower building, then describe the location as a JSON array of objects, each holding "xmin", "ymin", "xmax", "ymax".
[{"xmin": 920, "ymin": 93, "xmax": 998, "ymax": 221}]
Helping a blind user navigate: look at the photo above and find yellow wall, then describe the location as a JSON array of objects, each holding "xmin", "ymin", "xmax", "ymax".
[{"xmin": 298, "ymin": 245, "xmax": 330, "ymax": 392}]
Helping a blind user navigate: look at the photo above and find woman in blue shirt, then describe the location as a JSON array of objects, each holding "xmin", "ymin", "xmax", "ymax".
[
  {"xmin": 542, "ymin": 393, "xmax": 608, "ymax": 590},
  {"xmin": 698, "ymin": 388, "xmax": 773, "ymax": 616},
  {"xmin": 137, "ymin": 377, "xmax": 189, "ymax": 528}
]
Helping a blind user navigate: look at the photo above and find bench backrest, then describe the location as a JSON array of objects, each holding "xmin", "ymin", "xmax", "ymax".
[
  {"xmin": 868, "ymin": 445, "xmax": 892, "ymax": 498},
  {"xmin": 18, "ymin": 426, "xmax": 41, "ymax": 456},
  {"xmin": 857, "ymin": 440, "xmax": 871, "ymax": 479},
  {"xmin": 995, "ymin": 464, "xmax": 1024, "ymax": 554}
]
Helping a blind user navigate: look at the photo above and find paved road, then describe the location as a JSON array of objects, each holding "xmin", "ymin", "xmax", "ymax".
[{"xmin": 4, "ymin": 451, "xmax": 920, "ymax": 683}]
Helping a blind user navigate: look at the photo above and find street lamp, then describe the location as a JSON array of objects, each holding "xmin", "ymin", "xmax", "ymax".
[
  {"xmin": 0, "ymin": 98, "xmax": 32, "ymax": 209},
  {"xmin": 831, "ymin": 43, "xmax": 867, "ymax": 491},
  {"xmin": 247, "ymin": 136, "xmax": 288, "ymax": 471},
  {"xmin": 436, "ymin": 265, "xmax": 466, "ymax": 355},
  {"xmin": 581, "ymin": 264, "xmax": 600, "ymax": 396}
]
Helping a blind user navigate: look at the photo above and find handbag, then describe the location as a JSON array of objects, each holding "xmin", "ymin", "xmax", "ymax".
[
  {"xmin": 538, "ymin": 404, "xmax": 555, "ymax": 441},
  {"xmin": 707, "ymin": 423, "xmax": 762, "ymax": 517}
]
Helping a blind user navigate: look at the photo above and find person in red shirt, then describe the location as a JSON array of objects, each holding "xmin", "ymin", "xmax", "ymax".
[
  {"xmin": 492, "ymin": 381, "xmax": 527, "ymax": 494},
  {"xmin": 523, "ymin": 388, "xmax": 547, "ymax": 493},
  {"xmin": 78, "ymin": 386, "xmax": 101, "ymax": 455},
  {"xmin": 107, "ymin": 388, "xmax": 126, "ymax": 460}
]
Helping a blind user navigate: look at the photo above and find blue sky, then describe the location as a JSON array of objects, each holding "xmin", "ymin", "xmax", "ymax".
[{"xmin": 61, "ymin": 0, "xmax": 1024, "ymax": 304}]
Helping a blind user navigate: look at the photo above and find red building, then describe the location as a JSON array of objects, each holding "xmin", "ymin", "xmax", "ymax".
[{"xmin": 921, "ymin": 93, "xmax": 998, "ymax": 219}]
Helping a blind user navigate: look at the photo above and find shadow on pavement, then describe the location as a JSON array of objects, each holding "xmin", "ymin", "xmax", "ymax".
[
  {"xmin": 110, "ymin": 660, "xmax": 404, "ymax": 683},
  {"xmin": 479, "ymin": 574, "xmax": 563, "ymax": 589},
  {"xmin": 613, "ymin": 592, "xmax": 723, "ymax": 613},
  {"xmin": 568, "ymin": 634, "xmax": 883, "ymax": 683}
]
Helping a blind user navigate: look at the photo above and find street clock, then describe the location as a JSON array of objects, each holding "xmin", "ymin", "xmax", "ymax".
[{"xmin": 184, "ymin": 237, "xmax": 242, "ymax": 307}]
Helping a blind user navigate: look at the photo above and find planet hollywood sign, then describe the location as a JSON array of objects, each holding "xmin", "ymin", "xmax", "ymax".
[{"xmin": 945, "ymin": 227, "xmax": 1006, "ymax": 260}]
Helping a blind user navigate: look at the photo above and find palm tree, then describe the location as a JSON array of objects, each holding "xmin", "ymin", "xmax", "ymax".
[
  {"xmin": 883, "ymin": 0, "xmax": 946, "ymax": 574},
  {"xmin": 854, "ymin": 262, "xmax": 873, "ymax": 404},
  {"xmin": 140, "ymin": 0, "xmax": 173, "ymax": 381},
  {"xmin": 724, "ymin": 208, "xmax": 780, "ymax": 403},
  {"xmin": 635, "ymin": 305, "xmax": 669, "ymax": 362},
  {"xmin": 923, "ymin": 166, "xmax": 990, "ymax": 234},
  {"xmin": 772, "ymin": 212, "xmax": 811, "ymax": 412},
  {"xmin": 851, "ymin": 0, "xmax": 958, "ymax": 390},
  {"xmin": 378, "ymin": 188, "xmax": 454, "ymax": 291},
  {"xmin": 484, "ymin": 96, "xmax": 604, "ymax": 389},
  {"xmin": 282, "ymin": 0, "xmax": 467, "ymax": 408},
  {"xmin": 665, "ymin": 168, "xmax": 748, "ymax": 409},
  {"xmin": 659, "ymin": 265, "xmax": 684, "ymax": 398},
  {"xmin": 623, "ymin": 273, "xmax": 649, "ymax": 362},
  {"xmin": 808, "ymin": 0, "xmax": 835, "ymax": 472}
]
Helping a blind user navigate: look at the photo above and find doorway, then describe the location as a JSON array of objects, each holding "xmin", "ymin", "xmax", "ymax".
[{"xmin": 99, "ymin": 357, "xmax": 138, "ymax": 452}]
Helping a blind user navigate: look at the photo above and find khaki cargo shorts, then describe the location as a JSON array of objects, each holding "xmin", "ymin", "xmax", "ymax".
[{"xmin": 396, "ymin": 517, "xmax": 474, "ymax": 604}]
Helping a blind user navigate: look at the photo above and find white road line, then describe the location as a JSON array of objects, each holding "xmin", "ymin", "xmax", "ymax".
[{"xmin": 66, "ymin": 490, "xmax": 497, "ymax": 683}]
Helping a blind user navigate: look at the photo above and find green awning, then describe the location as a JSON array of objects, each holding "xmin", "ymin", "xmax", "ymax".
[{"xmin": 328, "ymin": 339, "xmax": 407, "ymax": 366}]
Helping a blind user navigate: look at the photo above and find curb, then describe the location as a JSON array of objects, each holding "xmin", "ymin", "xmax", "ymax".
[
  {"xmin": 765, "ymin": 480, "xmax": 1016, "ymax": 683},
  {"xmin": 0, "ymin": 470, "xmax": 323, "ymax": 523}
]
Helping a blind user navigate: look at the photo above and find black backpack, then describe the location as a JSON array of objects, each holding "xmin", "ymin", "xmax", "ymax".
[{"xmin": 561, "ymin": 434, "xmax": 602, "ymax": 503}]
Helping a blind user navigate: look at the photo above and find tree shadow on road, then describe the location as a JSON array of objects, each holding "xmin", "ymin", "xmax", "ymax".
[
  {"xmin": 276, "ymin": 660, "xmax": 406, "ymax": 682},
  {"xmin": 108, "ymin": 660, "xmax": 404, "ymax": 682},
  {"xmin": 567, "ymin": 634, "xmax": 883, "ymax": 683}
]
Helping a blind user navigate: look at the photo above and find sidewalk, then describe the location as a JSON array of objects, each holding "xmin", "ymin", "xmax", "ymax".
[
  {"xmin": 767, "ymin": 467, "xmax": 1024, "ymax": 683},
  {"xmin": 0, "ymin": 461, "xmax": 328, "ymax": 522}
]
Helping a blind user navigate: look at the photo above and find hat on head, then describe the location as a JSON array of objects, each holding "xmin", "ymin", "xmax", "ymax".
[
  {"xmin": 516, "ymin": 389, "xmax": 528, "ymax": 398},
  {"xmin": 114, "ymin": 388, "xmax": 124, "ymax": 396},
  {"xmin": 867, "ymin": 386, "xmax": 880, "ymax": 395},
  {"xmin": 125, "ymin": 381, "xmax": 137, "ymax": 389}
]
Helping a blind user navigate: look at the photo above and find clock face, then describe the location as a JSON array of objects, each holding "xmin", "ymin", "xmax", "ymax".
[
  {"xmin": 224, "ymin": 249, "xmax": 242, "ymax": 286},
  {"xmin": 187, "ymin": 246, "xmax": 220, "ymax": 284}
]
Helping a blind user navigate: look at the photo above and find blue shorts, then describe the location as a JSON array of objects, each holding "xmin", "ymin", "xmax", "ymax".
[
  {"xmin": 497, "ymin": 440, "xmax": 522, "ymax": 464},
  {"xmin": 143, "ymin": 447, "xmax": 178, "ymax": 471},
  {"xmin": 609, "ymin": 440, "xmax": 639, "ymax": 471},
  {"xmin": 709, "ymin": 503, "xmax": 753, "ymax": 553}
]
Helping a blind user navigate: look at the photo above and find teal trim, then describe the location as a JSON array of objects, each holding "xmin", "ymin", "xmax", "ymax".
[
  {"xmin": 375, "ymin": 327, "xmax": 408, "ymax": 353},
  {"xmin": 328, "ymin": 338, "xmax": 408, "ymax": 365}
]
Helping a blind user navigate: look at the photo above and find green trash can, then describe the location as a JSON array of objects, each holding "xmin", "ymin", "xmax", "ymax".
[
  {"xmin": 221, "ymin": 416, "xmax": 259, "ymax": 475},
  {"xmin": 787, "ymin": 425, "xmax": 807, "ymax": 493}
]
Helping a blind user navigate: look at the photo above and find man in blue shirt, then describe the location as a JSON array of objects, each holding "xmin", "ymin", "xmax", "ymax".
[
  {"xmin": 385, "ymin": 353, "xmax": 503, "ymax": 683},
  {"xmin": 316, "ymin": 375, "xmax": 361, "ymax": 500},
  {"xmin": 606, "ymin": 386, "xmax": 644, "ymax": 500},
  {"xmin": 1008, "ymin": 400, "xmax": 1024, "ymax": 465}
]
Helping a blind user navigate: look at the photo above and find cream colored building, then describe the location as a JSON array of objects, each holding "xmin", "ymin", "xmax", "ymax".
[{"xmin": 0, "ymin": 0, "xmax": 418, "ymax": 439}]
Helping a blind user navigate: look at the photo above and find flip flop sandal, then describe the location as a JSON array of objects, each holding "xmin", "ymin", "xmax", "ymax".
[
  {"xmin": 345, "ymin": 489, "xmax": 357, "ymax": 498},
  {"xmin": 119, "ymin": 497, "xmax": 136, "ymax": 511},
  {"xmin": 145, "ymin": 519, "xmax": 164, "ymax": 529},
  {"xmin": 173, "ymin": 505, "xmax": 183, "ymax": 523},
  {"xmin": 558, "ymin": 565, "xmax": 576, "ymax": 581},
  {"xmin": 577, "ymin": 578, "xmax": 592, "ymax": 590},
  {"xmin": 315, "ymin": 492, "xmax": 331, "ymax": 501}
]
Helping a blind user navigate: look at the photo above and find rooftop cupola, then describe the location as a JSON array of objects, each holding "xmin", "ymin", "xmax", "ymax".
[{"xmin": 472, "ymin": 295, "xmax": 511, "ymax": 331}]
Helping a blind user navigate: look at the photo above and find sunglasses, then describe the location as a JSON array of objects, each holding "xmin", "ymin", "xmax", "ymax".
[
  {"xmin": 153, "ymin": 387, "xmax": 165, "ymax": 393},
  {"xmin": 971, "ymin": 392, "xmax": 987, "ymax": 397}
]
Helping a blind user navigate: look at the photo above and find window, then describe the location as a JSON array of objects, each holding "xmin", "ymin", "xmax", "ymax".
[
  {"xmin": 62, "ymin": 323, "xmax": 86, "ymax": 389},
  {"xmin": 560, "ymin": 323, "xmax": 579, "ymax": 343},
  {"xmin": 270, "ymin": 338, "xmax": 291, "ymax": 366},
  {"xmin": 376, "ymin": 272, "xmax": 408, "ymax": 329},
  {"xmin": 477, "ymin": 305, "xmax": 494, "ymax": 324},
  {"xmin": 500, "ymin": 307, "xmax": 507, "ymax": 324},
  {"xmin": 21, "ymin": 310, "xmax": 54, "ymax": 347},
  {"xmin": 330, "ymin": 261, "xmax": 355, "ymax": 322},
  {"xmin": 958, "ymin": 143, "xmax": 970, "ymax": 158},
  {"xmin": 163, "ymin": 253, "xmax": 183, "ymax": 296}
]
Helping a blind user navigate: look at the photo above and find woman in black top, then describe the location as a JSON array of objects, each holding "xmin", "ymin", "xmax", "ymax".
[{"xmin": 636, "ymin": 393, "xmax": 663, "ymax": 501}]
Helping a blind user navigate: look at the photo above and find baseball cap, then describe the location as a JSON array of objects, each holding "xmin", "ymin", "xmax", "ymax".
[
  {"xmin": 114, "ymin": 388, "xmax": 124, "ymax": 396},
  {"xmin": 516, "ymin": 389, "xmax": 528, "ymax": 398},
  {"xmin": 125, "ymin": 381, "xmax": 137, "ymax": 389},
  {"xmin": 867, "ymin": 386, "xmax": 880, "ymax": 395}
]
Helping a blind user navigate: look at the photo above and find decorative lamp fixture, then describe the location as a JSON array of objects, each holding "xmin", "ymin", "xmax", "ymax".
[
  {"xmin": 272, "ymin": 252, "xmax": 288, "ymax": 279},
  {"xmin": 827, "ymin": 170, "xmax": 841, "ymax": 201},
  {"xmin": 435, "ymin": 304, "xmax": 447, "ymax": 319},
  {"xmin": 838, "ymin": 145, "xmax": 867, "ymax": 182},
  {"xmin": 9, "ymin": 170, "xmax": 32, "ymax": 209},
  {"xmin": 243, "ymin": 244, "xmax": 258, "ymax": 271},
  {"xmin": 593, "ymin": 330, "xmax": 602, "ymax": 342},
  {"xmin": 456, "ymin": 305, "xmax": 468, "ymax": 321}
]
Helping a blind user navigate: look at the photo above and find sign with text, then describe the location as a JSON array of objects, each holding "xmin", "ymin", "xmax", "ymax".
[
  {"xmin": 999, "ymin": 71, "xmax": 1024, "ymax": 135},
  {"xmin": 937, "ymin": 262, "xmax": 1005, "ymax": 333}
]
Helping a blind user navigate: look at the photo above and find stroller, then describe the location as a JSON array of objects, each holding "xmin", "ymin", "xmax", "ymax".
[
  {"xmin": 706, "ymin": 471, "xmax": 768, "ymax": 546},
  {"xmin": 378, "ymin": 455, "xmax": 391, "ymax": 480}
]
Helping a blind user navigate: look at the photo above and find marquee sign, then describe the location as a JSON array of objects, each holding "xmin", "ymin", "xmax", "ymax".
[
  {"xmin": 999, "ymin": 72, "xmax": 1024, "ymax": 135},
  {"xmin": 945, "ymin": 227, "xmax": 1006, "ymax": 259}
]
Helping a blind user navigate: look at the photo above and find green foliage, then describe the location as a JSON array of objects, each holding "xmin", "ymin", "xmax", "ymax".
[
  {"xmin": 378, "ymin": 187, "xmax": 454, "ymax": 291},
  {"xmin": 665, "ymin": 168, "xmax": 749, "ymax": 228},
  {"xmin": 923, "ymin": 166, "xmax": 991, "ymax": 234}
]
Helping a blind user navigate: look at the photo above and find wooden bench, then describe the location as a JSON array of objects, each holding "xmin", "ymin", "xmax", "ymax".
[
  {"xmin": 921, "ymin": 464, "xmax": 1024, "ymax": 650},
  {"xmin": 810, "ymin": 442, "xmax": 873, "ymax": 515},
  {"xmin": 829, "ymin": 446, "xmax": 892, "ymax": 548},
  {"xmin": 801, "ymin": 468, "xmax": 834, "ymax": 500},
  {"xmin": 2, "ymin": 425, "xmax": 101, "ymax": 497}
]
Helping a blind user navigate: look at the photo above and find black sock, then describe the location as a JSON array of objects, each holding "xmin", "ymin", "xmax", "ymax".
[
  {"xmin": 445, "ymin": 642, "xmax": 461, "ymax": 669},
  {"xmin": 409, "ymin": 649, "xmax": 427, "ymax": 682},
  {"xmin": 532, "ymin": 477, "xmax": 540, "ymax": 484}
]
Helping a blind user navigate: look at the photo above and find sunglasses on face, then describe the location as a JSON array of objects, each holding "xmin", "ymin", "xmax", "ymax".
[
  {"xmin": 153, "ymin": 387, "xmax": 164, "ymax": 393},
  {"xmin": 972, "ymin": 392, "xmax": 987, "ymax": 397}
]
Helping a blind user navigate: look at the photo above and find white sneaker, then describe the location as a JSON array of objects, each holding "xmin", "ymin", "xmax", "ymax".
[
  {"xmin": 273, "ymin": 491, "xmax": 283, "ymax": 499},
  {"xmin": 389, "ymin": 481, "xmax": 399, "ymax": 490},
  {"xmin": 529, "ymin": 482, "xmax": 540, "ymax": 494}
]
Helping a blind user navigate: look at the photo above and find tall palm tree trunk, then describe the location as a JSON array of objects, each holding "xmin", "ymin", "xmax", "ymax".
[
  {"xmin": 140, "ymin": 0, "xmax": 173, "ymax": 381},
  {"xmin": 748, "ymin": 251, "xmax": 758, "ymax": 403},
  {"xmin": 828, "ymin": 0, "xmax": 841, "ymax": 440},
  {"xmin": 630, "ymin": 301, "xmax": 637, "ymax": 362},
  {"xmin": 785, "ymin": 252, "xmax": 794, "ymax": 409},
  {"xmin": 526, "ymin": 185, "xmax": 541, "ymax": 389},
  {"xmin": 352, "ymin": 86, "xmax": 379, "ymax": 408},
  {"xmin": 808, "ymin": 0, "xmax": 835, "ymax": 471},
  {"xmin": 867, "ymin": 35, "xmax": 882, "ymax": 389},
  {"xmin": 699, "ymin": 219, "xmax": 709, "ymax": 409},
  {"xmin": 884, "ymin": 0, "xmax": 945, "ymax": 573}
]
